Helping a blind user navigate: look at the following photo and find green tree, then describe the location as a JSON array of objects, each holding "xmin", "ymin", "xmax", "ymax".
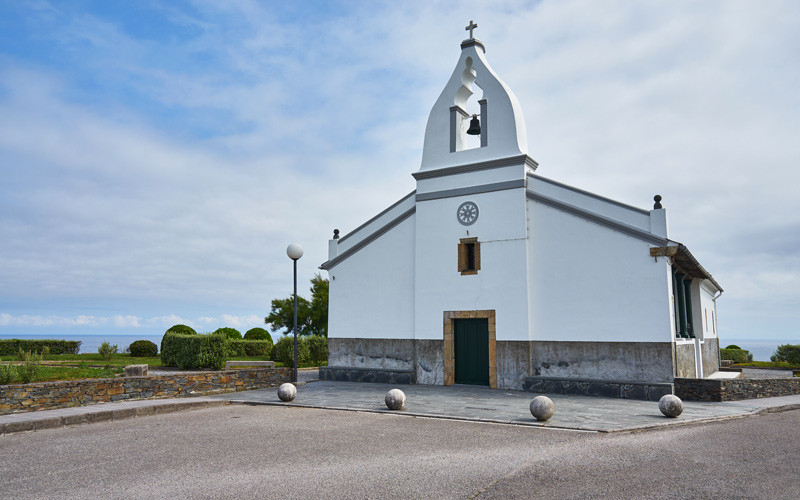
[
  {"xmin": 308, "ymin": 274, "xmax": 328, "ymax": 337},
  {"xmin": 265, "ymin": 273, "xmax": 328, "ymax": 337}
]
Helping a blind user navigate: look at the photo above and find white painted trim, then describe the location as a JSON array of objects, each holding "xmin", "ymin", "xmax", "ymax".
[
  {"xmin": 528, "ymin": 173, "xmax": 649, "ymax": 215},
  {"xmin": 416, "ymin": 179, "xmax": 526, "ymax": 202},
  {"xmin": 320, "ymin": 207, "xmax": 416, "ymax": 270},
  {"xmin": 526, "ymin": 190, "xmax": 668, "ymax": 246},
  {"xmin": 338, "ymin": 190, "xmax": 416, "ymax": 244},
  {"xmin": 413, "ymin": 154, "xmax": 538, "ymax": 180}
]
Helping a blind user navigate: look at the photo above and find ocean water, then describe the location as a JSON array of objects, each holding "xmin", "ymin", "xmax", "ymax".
[
  {"xmin": 1, "ymin": 334, "xmax": 796, "ymax": 360},
  {"xmin": 0, "ymin": 334, "xmax": 164, "ymax": 354},
  {"xmin": 722, "ymin": 339, "xmax": 799, "ymax": 362}
]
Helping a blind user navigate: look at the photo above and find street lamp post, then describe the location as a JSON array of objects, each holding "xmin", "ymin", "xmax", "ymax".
[{"xmin": 286, "ymin": 243, "xmax": 304, "ymax": 383}]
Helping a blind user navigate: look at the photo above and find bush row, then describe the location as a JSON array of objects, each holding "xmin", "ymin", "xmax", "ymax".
[
  {"xmin": 0, "ymin": 339, "xmax": 81, "ymax": 356},
  {"xmin": 160, "ymin": 334, "xmax": 276, "ymax": 369},
  {"xmin": 273, "ymin": 335, "xmax": 327, "ymax": 366},
  {"xmin": 165, "ymin": 325, "xmax": 273, "ymax": 343},
  {"xmin": 227, "ymin": 339, "xmax": 273, "ymax": 358},
  {"xmin": 161, "ymin": 333, "xmax": 227, "ymax": 370},
  {"xmin": 159, "ymin": 324, "xmax": 326, "ymax": 369}
]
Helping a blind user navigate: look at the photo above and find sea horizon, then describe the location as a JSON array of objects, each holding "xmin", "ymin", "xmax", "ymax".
[
  {"xmin": 0, "ymin": 332, "xmax": 289, "ymax": 354},
  {"xmin": 0, "ymin": 333, "xmax": 796, "ymax": 360}
]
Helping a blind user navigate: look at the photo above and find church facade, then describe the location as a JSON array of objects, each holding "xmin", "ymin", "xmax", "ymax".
[{"xmin": 320, "ymin": 27, "xmax": 722, "ymax": 399}]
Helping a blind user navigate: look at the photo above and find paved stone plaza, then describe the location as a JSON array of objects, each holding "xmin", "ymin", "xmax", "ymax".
[
  {"xmin": 212, "ymin": 380, "xmax": 800, "ymax": 433},
  {"xmin": 3, "ymin": 377, "xmax": 799, "ymax": 435}
]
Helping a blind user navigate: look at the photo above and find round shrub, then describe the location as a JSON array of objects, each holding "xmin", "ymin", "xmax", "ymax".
[
  {"xmin": 274, "ymin": 335, "xmax": 310, "ymax": 366},
  {"xmin": 214, "ymin": 327, "xmax": 242, "ymax": 340},
  {"xmin": 725, "ymin": 344, "xmax": 742, "ymax": 350},
  {"xmin": 166, "ymin": 324, "xmax": 196, "ymax": 335},
  {"xmin": 720, "ymin": 348, "xmax": 748, "ymax": 364},
  {"xmin": 128, "ymin": 340, "xmax": 158, "ymax": 357},
  {"xmin": 244, "ymin": 327, "xmax": 273, "ymax": 343}
]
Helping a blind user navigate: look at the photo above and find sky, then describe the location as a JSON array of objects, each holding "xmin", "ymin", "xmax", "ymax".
[{"xmin": 0, "ymin": 0, "xmax": 798, "ymax": 342}]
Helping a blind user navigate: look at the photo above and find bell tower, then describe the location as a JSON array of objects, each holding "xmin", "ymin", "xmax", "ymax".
[
  {"xmin": 411, "ymin": 23, "xmax": 537, "ymax": 384},
  {"xmin": 417, "ymin": 21, "xmax": 533, "ymax": 174}
]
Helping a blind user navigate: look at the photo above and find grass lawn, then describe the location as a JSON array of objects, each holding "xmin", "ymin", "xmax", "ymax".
[
  {"xmin": 1, "ymin": 352, "xmax": 327, "ymax": 372},
  {"xmin": 33, "ymin": 365, "xmax": 124, "ymax": 382},
  {"xmin": 733, "ymin": 361, "xmax": 800, "ymax": 370},
  {"xmin": 0, "ymin": 364, "xmax": 125, "ymax": 384},
  {"xmin": 0, "ymin": 353, "xmax": 163, "ymax": 367}
]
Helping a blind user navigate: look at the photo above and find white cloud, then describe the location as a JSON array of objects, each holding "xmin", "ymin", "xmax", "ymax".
[
  {"xmin": 0, "ymin": 313, "xmax": 102, "ymax": 327},
  {"xmin": 0, "ymin": 0, "xmax": 799, "ymax": 342}
]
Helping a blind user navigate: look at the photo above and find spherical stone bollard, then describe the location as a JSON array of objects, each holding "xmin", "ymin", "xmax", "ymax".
[
  {"xmin": 659, "ymin": 394, "xmax": 684, "ymax": 417},
  {"xmin": 277, "ymin": 383, "xmax": 297, "ymax": 402},
  {"xmin": 385, "ymin": 388, "xmax": 406, "ymax": 410},
  {"xmin": 529, "ymin": 395, "xmax": 555, "ymax": 421}
]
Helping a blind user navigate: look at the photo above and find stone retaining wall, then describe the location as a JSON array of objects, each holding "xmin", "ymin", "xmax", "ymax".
[
  {"xmin": 0, "ymin": 368, "xmax": 293, "ymax": 415},
  {"xmin": 675, "ymin": 377, "xmax": 800, "ymax": 402},
  {"xmin": 523, "ymin": 376, "xmax": 673, "ymax": 401}
]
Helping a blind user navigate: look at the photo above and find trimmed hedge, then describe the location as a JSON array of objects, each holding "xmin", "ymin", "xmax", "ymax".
[
  {"xmin": 160, "ymin": 333, "xmax": 226, "ymax": 370},
  {"xmin": 771, "ymin": 344, "xmax": 800, "ymax": 366},
  {"xmin": 274, "ymin": 335, "xmax": 310, "ymax": 366},
  {"xmin": 128, "ymin": 340, "xmax": 158, "ymax": 357},
  {"xmin": 308, "ymin": 335, "xmax": 328, "ymax": 365},
  {"xmin": 244, "ymin": 327, "xmax": 272, "ymax": 342},
  {"xmin": 166, "ymin": 324, "xmax": 197, "ymax": 335},
  {"xmin": 214, "ymin": 327, "xmax": 242, "ymax": 340},
  {"xmin": 720, "ymin": 348, "xmax": 749, "ymax": 364},
  {"xmin": 0, "ymin": 339, "xmax": 81, "ymax": 356},
  {"xmin": 227, "ymin": 339, "xmax": 273, "ymax": 358}
]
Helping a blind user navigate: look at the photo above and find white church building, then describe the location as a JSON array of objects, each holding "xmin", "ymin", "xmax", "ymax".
[{"xmin": 320, "ymin": 25, "xmax": 723, "ymax": 400}]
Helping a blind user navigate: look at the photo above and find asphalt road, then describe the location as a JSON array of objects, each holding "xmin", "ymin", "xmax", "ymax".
[{"xmin": 1, "ymin": 405, "xmax": 799, "ymax": 499}]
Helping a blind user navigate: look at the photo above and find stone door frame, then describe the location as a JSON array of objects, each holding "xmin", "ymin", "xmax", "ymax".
[{"xmin": 443, "ymin": 310, "xmax": 497, "ymax": 388}]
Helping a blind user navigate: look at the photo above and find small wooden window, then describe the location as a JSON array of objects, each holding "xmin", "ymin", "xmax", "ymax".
[{"xmin": 458, "ymin": 237, "xmax": 480, "ymax": 275}]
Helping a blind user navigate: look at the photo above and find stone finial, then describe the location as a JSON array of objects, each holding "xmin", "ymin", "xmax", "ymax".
[
  {"xmin": 658, "ymin": 394, "xmax": 683, "ymax": 417},
  {"xmin": 529, "ymin": 395, "xmax": 555, "ymax": 421},
  {"xmin": 385, "ymin": 388, "xmax": 406, "ymax": 410},
  {"xmin": 333, "ymin": 229, "xmax": 340, "ymax": 240},
  {"xmin": 653, "ymin": 194, "xmax": 663, "ymax": 209},
  {"xmin": 277, "ymin": 383, "xmax": 297, "ymax": 402}
]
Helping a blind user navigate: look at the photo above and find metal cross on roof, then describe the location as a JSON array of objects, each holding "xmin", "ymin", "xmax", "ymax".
[{"xmin": 465, "ymin": 20, "xmax": 478, "ymax": 39}]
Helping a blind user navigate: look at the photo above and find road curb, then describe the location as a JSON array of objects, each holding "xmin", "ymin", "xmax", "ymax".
[
  {"xmin": 0, "ymin": 399, "xmax": 228, "ymax": 436},
  {"xmin": 756, "ymin": 402, "xmax": 800, "ymax": 414}
]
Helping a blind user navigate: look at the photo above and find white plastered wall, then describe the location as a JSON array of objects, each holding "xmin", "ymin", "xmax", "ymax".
[
  {"xmin": 327, "ymin": 215, "xmax": 416, "ymax": 340},
  {"xmin": 696, "ymin": 280, "xmax": 720, "ymax": 339},
  {"xmin": 414, "ymin": 188, "xmax": 530, "ymax": 341},
  {"xmin": 527, "ymin": 199, "xmax": 674, "ymax": 342}
]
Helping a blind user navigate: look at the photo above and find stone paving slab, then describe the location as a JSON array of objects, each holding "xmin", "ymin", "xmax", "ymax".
[
  {"xmin": 212, "ymin": 381, "xmax": 800, "ymax": 433},
  {"xmin": 0, "ymin": 397, "xmax": 227, "ymax": 436},
  {"xmin": 3, "ymin": 378, "xmax": 798, "ymax": 437}
]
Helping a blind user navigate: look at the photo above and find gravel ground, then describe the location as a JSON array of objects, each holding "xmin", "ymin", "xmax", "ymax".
[{"xmin": 1, "ymin": 404, "xmax": 798, "ymax": 499}]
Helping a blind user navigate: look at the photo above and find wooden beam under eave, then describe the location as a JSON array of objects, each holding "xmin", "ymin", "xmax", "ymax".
[{"xmin": 650, "ymin": 246, "xmax": 679, "ymax": 257}]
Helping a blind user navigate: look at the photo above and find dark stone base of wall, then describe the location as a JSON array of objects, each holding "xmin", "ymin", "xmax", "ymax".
[
  {"xmin": 675, "ymin": 377, "xmax": 800, "ymax": 402},
  {"xmin": 523, "ymin": 376, "xmax": 673, "ymax": 401},
  {"xmin": 320, "ymin": 367, "xmax": 416, "ymax": 385},
  {"xmin": 0, "ymin": 368, "xmax": 293, "ymax": 415}
]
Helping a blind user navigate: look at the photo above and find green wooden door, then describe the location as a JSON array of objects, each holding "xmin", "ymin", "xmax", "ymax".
[{"xmin": 454, "ymin": 318, "xmax": 489, "ymax": 386}]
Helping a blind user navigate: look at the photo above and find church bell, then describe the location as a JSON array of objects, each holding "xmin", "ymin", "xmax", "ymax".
[{"xmin": 466, "ymin": 114, "xmax": 481, "ymax": 135}]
